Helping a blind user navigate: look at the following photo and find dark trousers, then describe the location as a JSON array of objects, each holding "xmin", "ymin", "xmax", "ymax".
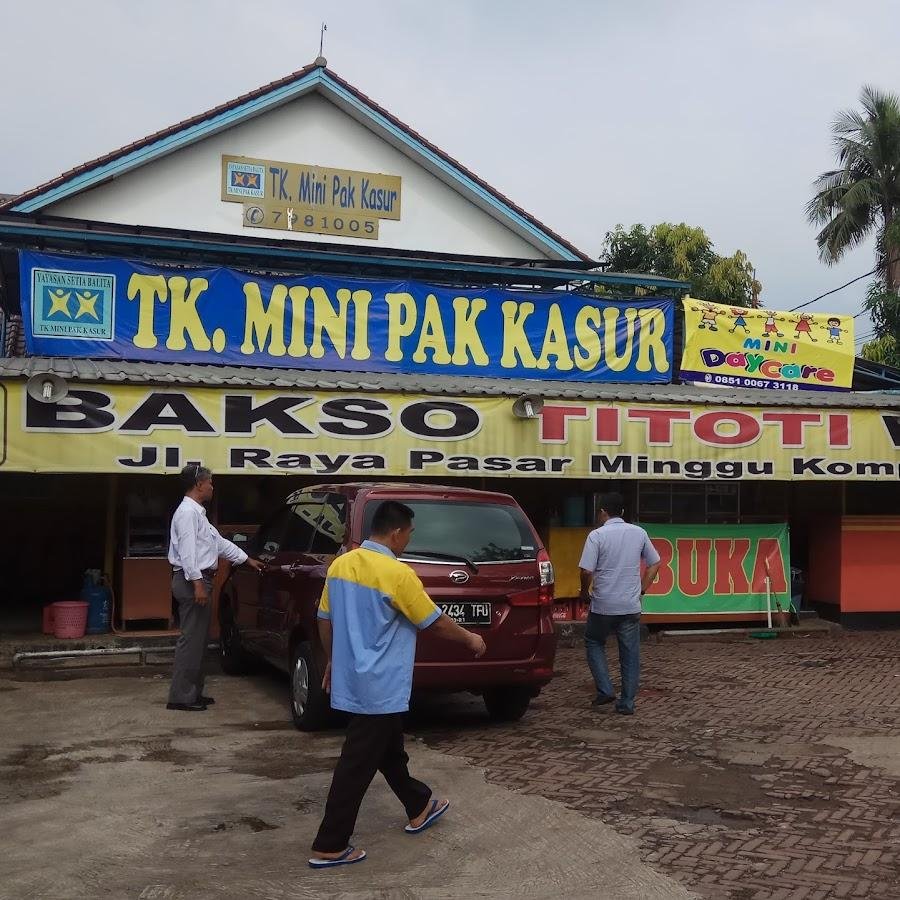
[
  {"xmin": 312, "ymin": 713, "xmax": 432, "ymax": 853},
  {"xmin": 585, "ymin": 612, "xmax": 641, "ymax": 712},
  {"xmin": 167, "ymin": 572, "xmax": 213, "ymax": 705}
]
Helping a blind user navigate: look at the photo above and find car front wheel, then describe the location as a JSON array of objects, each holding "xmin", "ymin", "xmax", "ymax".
[
  {"xmin": 483, "ymin": 686, "xmax": 532, "ymax": 722},
  {"xmin": 289, "ymin": 641, "xmax": 330, "ymax": 731}
]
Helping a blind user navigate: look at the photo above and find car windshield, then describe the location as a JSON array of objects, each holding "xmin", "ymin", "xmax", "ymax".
[{"xmin": 363, "ymin": 499, "xmax": 538, "ymax": 563}]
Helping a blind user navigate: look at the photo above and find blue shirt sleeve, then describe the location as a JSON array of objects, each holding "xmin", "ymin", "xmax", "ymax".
[
  {"xmin": 641, "ymin": 531, "xmax": 661, "ymax": 565},
  {"xmin": 578, "ymin": 532, "xmax": 600, "ymax": 571}
]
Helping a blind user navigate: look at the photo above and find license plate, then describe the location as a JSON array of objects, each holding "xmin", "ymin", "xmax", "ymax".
[{"xmin": 438, "ymin": 601, "xmax": 491, "ymax": 626}]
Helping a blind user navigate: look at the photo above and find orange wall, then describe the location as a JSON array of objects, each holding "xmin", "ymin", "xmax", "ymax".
[{"xmin": 839, "ymin": 518, "xmax": 900, "ymax": 613}]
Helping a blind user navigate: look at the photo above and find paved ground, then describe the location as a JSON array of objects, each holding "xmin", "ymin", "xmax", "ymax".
[
  {"xmin": 0, "ymin": 669, "xmax": 691, "ymax": 900},
  {"xmin": 419, "ymin": 632, "xmax": 900, "ymax": 900},
  {"xmin": 0, "ymin": 632, "xmax": 897, "ymax": 900}
]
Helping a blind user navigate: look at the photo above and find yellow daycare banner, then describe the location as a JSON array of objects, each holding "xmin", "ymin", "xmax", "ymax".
[
  {"xmin": 680, "ymin": 298, "xmax": 855, "ymax": 392},
  {"xmin": 3, "ymin": 381, "xmax": 900, "ymax": 481}
]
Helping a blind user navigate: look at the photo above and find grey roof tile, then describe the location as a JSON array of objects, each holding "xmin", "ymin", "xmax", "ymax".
[{"xmin": 3, "ymin": 357, "xmax": 900, "ymax": 409}]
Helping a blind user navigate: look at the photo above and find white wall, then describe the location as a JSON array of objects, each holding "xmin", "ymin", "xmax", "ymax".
[{"xmin": 48, "ymin": 93, "xmax": 553, "ymax": 260}]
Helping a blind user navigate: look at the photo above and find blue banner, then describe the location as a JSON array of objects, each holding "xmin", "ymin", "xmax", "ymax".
[{"xmin": 19, "ymin": 251, "xmax": 674, "ymax": 383}]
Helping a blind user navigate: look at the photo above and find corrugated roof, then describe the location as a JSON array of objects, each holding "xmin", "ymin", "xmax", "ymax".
[
  {"xmin": 0, "ymin": 64, "xmax": 590, "ymax": 262},
  {"xmin": 4, "ymin": 357, "xmax": 900, "ymax": 409}
]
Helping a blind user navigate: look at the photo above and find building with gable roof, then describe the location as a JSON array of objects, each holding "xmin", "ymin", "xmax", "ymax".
[{"xmin": 0, "ymin": 59, "xmax": 898, "ymax": 641}]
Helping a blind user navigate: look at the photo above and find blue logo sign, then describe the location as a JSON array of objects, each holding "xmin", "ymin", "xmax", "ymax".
[
  {"xmin": 31, "ymin": 267, "xmax": 115, "ymax": 340},
  {"xmin": 226, "ymin": 161, "xmax": 266, "ymax": 198}
]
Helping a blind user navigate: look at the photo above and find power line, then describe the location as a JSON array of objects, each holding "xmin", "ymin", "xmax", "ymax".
[
  {"xmin": 789, "ymin": 266, "xmax": 878, "ymax": 312},
  {"xmin": 789, "ymin": 254, "xmax": 900, "ymax": 313}
]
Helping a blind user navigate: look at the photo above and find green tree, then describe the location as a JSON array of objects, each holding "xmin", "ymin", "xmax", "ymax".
[
  {"xmin": 860, "ymin": 332, "xmax": 899, "ymax": 365},
  {"xmin": 807, "ymin": 86, "xmax": 900, "ymax": 291},
  {"xmin": 809, "ymin": 86, "xmax": 900, "ymax": 365},
  {"xmin": 602, "ymin": 222, "xmax": 760, "ymax": 305},
  {"xmin": 860, "ymin": 278, "xmax": 900, "ymax": 365}
]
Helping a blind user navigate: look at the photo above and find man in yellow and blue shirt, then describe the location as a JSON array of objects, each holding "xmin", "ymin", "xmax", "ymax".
[{"xmin": 309, "ymin": 501, "xmax": 486, "ymax": 869}]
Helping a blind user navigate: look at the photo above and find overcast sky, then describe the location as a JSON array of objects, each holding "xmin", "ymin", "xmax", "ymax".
[{"xmin": 3, "ymin": 0, "xmax": 897, "ymax": 343}]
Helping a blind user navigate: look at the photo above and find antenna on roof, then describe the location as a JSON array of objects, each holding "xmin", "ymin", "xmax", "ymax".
[{"xmin": 315, "ymin": 22, "xmax": 327, "ymax": 67}]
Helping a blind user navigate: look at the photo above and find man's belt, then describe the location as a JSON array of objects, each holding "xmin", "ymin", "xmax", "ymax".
[{"xmin": 173, "ymin": 567, "xmax": 217, "ymax": 578}]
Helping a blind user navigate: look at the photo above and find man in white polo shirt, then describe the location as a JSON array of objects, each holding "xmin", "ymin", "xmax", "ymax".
[{"xmin": 578, "ymin": 492, "xmax": 660, "ymax": 716}]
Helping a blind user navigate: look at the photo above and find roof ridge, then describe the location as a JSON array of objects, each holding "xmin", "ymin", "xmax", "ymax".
[
  {"xmin": 0, "ymin": 62, "xmax": 320, "ymax": 213},
  {"xmin": 320, "ymin": 68, "xmax": 588, "ymax": 260},
  {"xmin": 1, "ymin": 65, "xmax": 589, "ymax": 261}
]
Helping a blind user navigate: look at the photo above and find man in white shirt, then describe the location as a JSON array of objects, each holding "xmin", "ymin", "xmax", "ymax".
[
  {"xmin": 167, "ymin": 464, "xmax": 263, "ymax": 711},
  {"xmin": 578, "ymin": 492, "xmax": 660, "ymax": 716}
]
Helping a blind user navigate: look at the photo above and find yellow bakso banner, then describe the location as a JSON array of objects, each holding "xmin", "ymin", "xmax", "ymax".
[{"xmin": 3, "ymin": 381, "xmax": 900, "ymax": 481}]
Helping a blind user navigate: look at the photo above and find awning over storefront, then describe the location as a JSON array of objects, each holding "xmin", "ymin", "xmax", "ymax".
[{"xmin": 3, "ymin": 358, "xmax": 900, "ymax": 480}]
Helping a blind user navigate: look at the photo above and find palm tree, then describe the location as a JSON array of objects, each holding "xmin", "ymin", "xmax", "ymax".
[{"xmin": 807, "ymin": 85, "xmax": 900, "ymax": 292}]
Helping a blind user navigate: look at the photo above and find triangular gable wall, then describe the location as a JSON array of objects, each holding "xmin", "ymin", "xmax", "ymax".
[{"xmin": 5, "ymin": 66, "xmax": 587, "ymax": 261}]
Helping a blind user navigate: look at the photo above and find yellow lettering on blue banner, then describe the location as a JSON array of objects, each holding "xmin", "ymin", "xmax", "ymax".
[{"xmin": 22, "ymin": 251, "xmax": 675, "ymax": 384}]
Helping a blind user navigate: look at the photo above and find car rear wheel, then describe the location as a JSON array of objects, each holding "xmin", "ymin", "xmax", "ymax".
[
  {"xmin": 483, "ymin": 686, "xmax": 532, "ymax": 722},
  {"xmin": 219, "ymin": 610, "xmax": 254, "ymax": 676},
  {"xmin": 289, "ymin": 641, "xmax": 330, "ymax": 731}
]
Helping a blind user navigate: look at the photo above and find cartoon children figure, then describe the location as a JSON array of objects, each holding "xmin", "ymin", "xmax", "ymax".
[
  {"xmin": 792, "ymin": 313, "xmax": 817, "ymax": 342},
  {"xmin": 761, "ymin": 311, "xmax": 784, "ymax": 338},
  {"xmin": 826, "ymin": 317, "xmax": 846, "ymax": 344},
  {"xmin": 729, "ymin": 308, "xmax": 750, "ymax": 334},
  {"xmin": 697, "ymin": 302, "xmax": 721, "ymax": 331}
]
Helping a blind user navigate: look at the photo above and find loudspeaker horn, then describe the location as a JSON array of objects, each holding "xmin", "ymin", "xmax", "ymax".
[
  {"xmin": 25, "ymin": 373, "xmax": 68, "ymax": 404},
  {"xmin": 512, "ymin": 394, "xmax": 544, "ymax": 419}
]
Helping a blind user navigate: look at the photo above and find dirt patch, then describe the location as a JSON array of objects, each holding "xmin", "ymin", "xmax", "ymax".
[
  {"xmin": 63, "ymin": 735, "xmax": 201, "ymax": 768},
  {"xmin": 138, "ymin": 739, "xmax": 199, "ymax": 767},
  {"xmin": 78, "ymin": 753, "xmax": 132, "ymax": 765},
  {"xmin": 722, "ymin": 739, "xmax": 849, "ymax": 762},
  {"xmin": 641, "ymin": 756, "xmax": 770, "ymax": 812},
  {"xmin": 212, "ymin": 815, "xmax": 278, "ymax": 833},
  {"xmin": 226, "ymin": 737, "xmax": 339, "ymax": 781},
  {"xmin": 0, "ymin": 733, "xmax": 205, "ymax": 804},
  {"xmin": 225, "ymin": 720, "xmax": 295, "ymax": 732},
  {"xmin": 229, "ymin": 750, "xmax": 339, "ymax": 780},
  {"xmin": 0, "ymin": 743, "xmax": 81, "ymax": 802},
  {"xmin": 661, "ymin": 803, "xmax": 759, "ymax": 826},
  {"xmin": 292, "ymin": 796, "xmax": 320, "ymax": 814},
  {"xmin": 170, "ymin": 727, "xmax": 219, "ymax": 740},
  {"xmin": 567, "ymin": 728, "xmax": 634, "ymax": 746},
  {"xmin": 614, "ymin": 796, "xmax": 761, "ymax": 829}
]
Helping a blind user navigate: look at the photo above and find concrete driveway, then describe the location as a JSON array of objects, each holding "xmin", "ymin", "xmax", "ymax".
[{"xmin": 0, "ymin": 669, "xmax": 693, "ymax": 900}]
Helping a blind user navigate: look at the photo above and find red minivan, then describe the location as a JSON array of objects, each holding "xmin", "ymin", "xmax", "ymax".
[{"xmin": 219, "ymin": 483, "xmax": 557, "ymax": 730}]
